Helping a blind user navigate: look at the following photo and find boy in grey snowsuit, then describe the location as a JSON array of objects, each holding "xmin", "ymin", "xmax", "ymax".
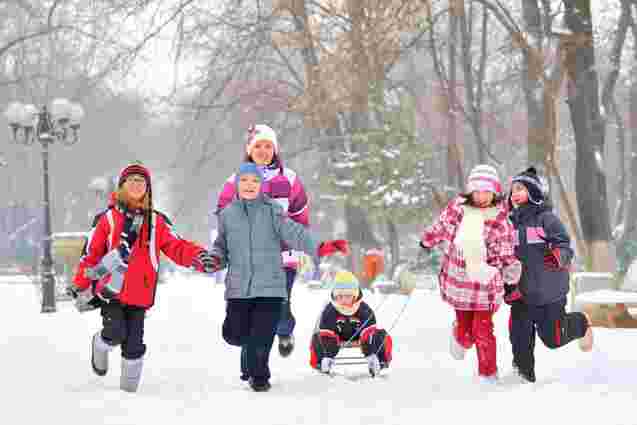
[{"xmin": 209, "ymin": 162, "xmax": 349, "ymax": 391}]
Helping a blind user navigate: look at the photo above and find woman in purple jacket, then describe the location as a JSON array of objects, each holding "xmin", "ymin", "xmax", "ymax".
[{"xmin": 216, "ymin": 124, "xmax": 310, "ymax": 361}]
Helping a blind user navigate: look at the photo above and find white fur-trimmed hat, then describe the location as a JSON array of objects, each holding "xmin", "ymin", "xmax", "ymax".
[
  {"xmin": 246, "ymin": 124, "xmax": 279, "ymax": 156},
  {"xmin": 466, "ymin": 164, "xmax": 502, "ymax": 194}
]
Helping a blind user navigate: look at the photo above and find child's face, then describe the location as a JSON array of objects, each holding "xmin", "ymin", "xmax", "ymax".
[
  {"xmin": 510, "ymin": 182, "xmax": 529, "ymax": 206},
  {"xmin": 471, "ymin": 190, "xmax": 494, "ymax": 208},
  {"xmin": 238, "ymin": 174, "xmax": 262, "ymax": 200},
  {"xmin": 123, "ymin": 174, "xmax": 147, "ymax": 201},
  {"xmin": 250, "ymin": 140, "xmax": 275, "ymax": 165},
  {"xmin": 334, "ymin": 294, "xmax": 355, "ymax": 306}
]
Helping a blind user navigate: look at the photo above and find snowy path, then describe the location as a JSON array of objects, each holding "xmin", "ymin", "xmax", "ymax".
[{"xmin": 1, "ymin": 275, "xmax": 635, "ymax": 425}]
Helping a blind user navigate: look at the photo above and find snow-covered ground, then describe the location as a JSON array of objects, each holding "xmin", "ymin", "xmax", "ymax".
[{"xmin": 1, "ymin": 274, "xmax": 635, "ymax": 425}]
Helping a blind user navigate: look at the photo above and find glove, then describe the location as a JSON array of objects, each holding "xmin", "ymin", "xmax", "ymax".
[
  {"xmin": 420, "ymin": 241, "xmax": 432, "ymax": 254},
  {"xmin": 503, "ymin": 284, "xmax": 523, "ymax": 305},
  {"xmin": 192, "ymin": 250, "xmax": 220, "ymax": 273},
  {"xmin": 544, "ymin": 245, "xmax": 566, "ymax": 271},
  {"xmin": 318, "ymin": 240, "xmax": 350, "ymax": 257},
  {"xmin": 66, "ymin": 284, "xmax": 104, "ymax": 312}
]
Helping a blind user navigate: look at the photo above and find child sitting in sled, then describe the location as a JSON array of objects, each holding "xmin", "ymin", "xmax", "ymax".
[{"xmin": 310, "ymin": 271, "xmax": 392, "ymax": 376}]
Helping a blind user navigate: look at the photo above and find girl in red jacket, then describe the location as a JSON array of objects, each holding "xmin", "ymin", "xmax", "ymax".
[{"xmin": 70, "ymin": 162, "xmax": 216, "ymax": 393}]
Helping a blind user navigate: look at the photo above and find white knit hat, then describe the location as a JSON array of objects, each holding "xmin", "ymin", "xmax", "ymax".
[
  {"xmin": 246, "ymin": 124, "xmax": 279, "ymax": 155},
  {"xmin": 466, "ymin": 164, "xmax": 502, "ymax": 194}
]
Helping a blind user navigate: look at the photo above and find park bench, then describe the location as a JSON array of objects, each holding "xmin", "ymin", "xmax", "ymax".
[{"xmin": 570, "ymin": 272, "xmax": 637, "ymax": 328}]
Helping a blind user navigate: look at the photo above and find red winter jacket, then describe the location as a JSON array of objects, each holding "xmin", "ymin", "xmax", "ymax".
[{"xmin": 73, "ymin": 200, "xmax": 204, "ymax": 308}]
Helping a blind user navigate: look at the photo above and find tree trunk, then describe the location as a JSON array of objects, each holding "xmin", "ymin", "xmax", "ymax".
[
  {"xmin": 521, "ymin": 0, "xmax": 548, "ymax": 169},
  {"xmin": 447, "ymin": 1, "xmax": 464, "ymax": 188},
  {"xmin": 562, "ymin": 0, "xmax": 614, "ymax": 272},
  {"xmin": 386, "ymin": 218, "xmax": 400, "ymax": 277}
]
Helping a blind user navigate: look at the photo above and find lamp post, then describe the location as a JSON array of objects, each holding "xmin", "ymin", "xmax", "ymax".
[{"xmin": 4, "ymin": 99, "xmax": 84, "ymax": 313}]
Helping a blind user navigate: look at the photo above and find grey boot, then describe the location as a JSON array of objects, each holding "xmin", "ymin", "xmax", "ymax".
[
  {"xmin": 120, "ymin": 357, "xmax": 144, "ymax": 393},
  {"xmin": 91, "ymin": 332, "xmax": 113, "ymax": 376}
]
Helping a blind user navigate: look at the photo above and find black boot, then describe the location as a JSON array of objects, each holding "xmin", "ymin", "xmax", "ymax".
[
  {"xmin": 517, "ymin": 367, "xmax": 536, "ymax": 383},
  {"xmin": 512, "ymin": 358, "xmax": 536, "ymax": 383},
  {"xmin": 249, "ymin": 377, "xmax": 271, "ymax": 392}
]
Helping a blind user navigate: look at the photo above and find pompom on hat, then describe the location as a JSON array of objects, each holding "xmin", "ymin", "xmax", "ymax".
[
  {"xmin": 246, "ymin": 124, "xmax": 279, "ymax": 156},
  {"xmin": 466, "ymin": 164, "xmax": 502, "ymax": 195}
]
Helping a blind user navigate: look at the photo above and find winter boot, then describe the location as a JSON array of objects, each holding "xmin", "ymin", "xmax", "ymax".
[
  {"xmin": 91, "ymin": 332, "xmax": 113, "ymax": 376},
  {"xmin": 120, "ymin": 358, "xmax": 144, "ymax": 393},
  {"xmin": 579, "ymin": 312, "xmax": 594, "ymax": 352},
  {"xmin": 367, "ymin": 354, "xmax": 381, "ymax": 377},
  {"xmin": 517, "ymin": 367, "xmax": 536, "ymax": 383},
  {"xmin": 248, "ymin": 377, "xmax": 271, "ymax": 392},
  {"xmin": 320, "ymin": 357, "xmax": 335, "ymax": 374},
  {"xmin": 278, "ymin": 335, "xmax": 295, "ymax": 358},
  {"xmin": 449, "ymin": 322, "xmax": 467, "ymax": 360}
]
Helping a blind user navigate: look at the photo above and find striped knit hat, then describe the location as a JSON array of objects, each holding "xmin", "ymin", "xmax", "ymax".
[
  {"xmin": 246, "ymin": 124, "xmax": 279, "ymax": 156},
  {"xmin": 118, "ymin": 162, "xmax": 151, "ymax": 189},
  {"xmin": 331, "ymin": 271, "xmax": 360, "ymax": 299},
  {"xmin": 330, "ymin": 271, "xmax": 362, "ymax": 316},
  {"xmin": 466, "ymin": 164, "xmax": 502, "ymax": 194}
]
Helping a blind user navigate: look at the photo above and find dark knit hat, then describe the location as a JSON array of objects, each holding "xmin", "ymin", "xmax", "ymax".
[{"xmin": 511, "ymin": 166, "xmax": 545, "ymax": 205}]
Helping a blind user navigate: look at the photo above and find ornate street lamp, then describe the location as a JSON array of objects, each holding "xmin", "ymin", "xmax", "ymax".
[{"xmin": 4, "ymin": 99, "xmax": 84, "ymax": 313}]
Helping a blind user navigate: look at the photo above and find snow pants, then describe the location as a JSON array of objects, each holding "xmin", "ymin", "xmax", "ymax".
[
  {"xmin": 100, "ymin": 300, "xmax": 147, "ymax": 360},
  {"xmin": 454, "ymin": 309, "xmax": 497, "ymax": 377},
  {"xmin": 509, "ymin": 297, "xmax": 588, "ymax": 375},
  {"xmin": 222, "ymin": 297, "xmax": 283, "ymax": 383}
]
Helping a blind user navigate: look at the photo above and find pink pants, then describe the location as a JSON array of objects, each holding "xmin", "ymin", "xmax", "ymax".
[{"xmin": 454, "ymin": 310, "xmax": 497, "ymax": 377}]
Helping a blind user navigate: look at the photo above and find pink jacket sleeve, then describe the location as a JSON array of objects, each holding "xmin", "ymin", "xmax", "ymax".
[
  {"xmin": 216, "ymin": 177, "xmax": 237, "ymax": 213},
  {"xmin": 288, "ymin": 176, "xmax": 310, "ymax": 227},
  {"xmin": 421, "ymin": 198, "xmax": 462, "ymax": 248}
]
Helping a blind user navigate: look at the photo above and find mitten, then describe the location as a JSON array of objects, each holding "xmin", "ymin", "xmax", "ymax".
[
  {"xmin": 544, "ymin": 245, "xmax": 566, "ymax": 271},
  {"xmin": 419, "ymin": 241, "xmax": 432, "ymax": 254},
  {"xmin": 192, "ymin": 250, "xmax": 220, "ymax": 273},
  {"xmin": 503, "ymin": 284, "xmax": 523, "ymax": 305},
  {"xmin": 318, "ymin": 239, "xmax": 350, "ymax": 257}
]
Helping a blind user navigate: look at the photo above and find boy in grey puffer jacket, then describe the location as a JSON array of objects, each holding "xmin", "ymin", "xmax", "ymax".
[{"xmin": 209, "ymin": 162, "xmax": 349, "ymax": 392}]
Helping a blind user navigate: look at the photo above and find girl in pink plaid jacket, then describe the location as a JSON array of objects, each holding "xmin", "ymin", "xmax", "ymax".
[{"xmin": 420, "ymin": 165, "xmax": 522, "ymax": 383}]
